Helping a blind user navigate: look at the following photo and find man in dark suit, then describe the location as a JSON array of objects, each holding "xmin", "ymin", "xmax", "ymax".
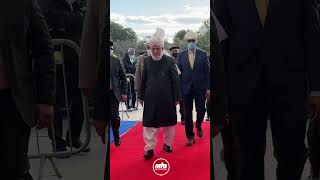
[
  {"xmin": 178, "ymin": 31, "xmax": 210, "ymax": 146},
  {"xmin": 214, "ymin": 0, "xmax": 320, "ymax": 179},
  {"xmin": 95, "ymin": 40, "xmax": 127, "ymax": 147},
  {"xmin": 109, "ymin": 52, "xmax": 128, "ymax": 146},
  {"xmin": 122, "ymin": 48, "xmax": 137, "ymax": 110},
  {"xmin": 0, "ymin": 0, "xmax": 55, "ymax": 179}
]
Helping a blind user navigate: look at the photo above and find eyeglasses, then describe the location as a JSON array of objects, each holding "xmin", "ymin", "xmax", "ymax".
[
  {"xmin": 187, "ymin": 39, "xmax": 196, "ymax": 43},
  {"xmin": 151, "ymin": 47, "xmax": 162, "ymax": 52}
]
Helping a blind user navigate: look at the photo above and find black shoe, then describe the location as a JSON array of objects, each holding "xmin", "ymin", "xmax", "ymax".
[
  {"xmin": 50, "ymin": 137, "xmax": 66, "ymax": 149},
  {"xmin": 196, "ymin": 124, "xmax": 203, "ymax": 138},
  {"xmin": 52, "ymin": 143, "xmax": 71, "ymax": 158},
  {"xmin": 186, "ymin": 137, "xmax": 195, "ymax": 146},
  {"xmin": 181, "ymin": 120, "xmax": 185, "ymax": 125},
  {"xmin": 163, "ymin": 144, "xmax": 172, "ymax": 153},
  {"xmin": 52, "ymin": 141, "xmax": 67, "ymax": 152},
  {"xmin": 17, "ymin": 172, "xmax": 34, "ymax": 180},
  {"xmin": 197, "ymin": 129, "xmax": 203, "ymax": 138},
  {"xmin": 66, "ymin": 139, "xmax": 91, "ymax": 153},
  {"xmin": 144, "ymin": 150, "xmax": 154, "ymax": 160},
  {"xmin": 114, "ymin": 138, "xmax": 121, "ymax": 146}
]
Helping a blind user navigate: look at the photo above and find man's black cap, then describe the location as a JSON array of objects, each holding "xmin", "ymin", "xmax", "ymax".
[{"xmin": 169, "ymin": 46, "xmax": 179, "ymax": 51}]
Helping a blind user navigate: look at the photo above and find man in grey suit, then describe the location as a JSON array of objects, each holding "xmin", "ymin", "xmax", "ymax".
[{"xmin": 0, "ymin": 0, "xmax": 55, "ymax": 179}]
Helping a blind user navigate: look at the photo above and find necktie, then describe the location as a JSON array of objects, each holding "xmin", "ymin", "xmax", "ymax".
[
  {"xmin": 189, "ymin": 50, "xmax": 195, "ymax": 70},
  {"xmin": 255, "ymin": 0, "xmax": 268, "ymax": 26}
]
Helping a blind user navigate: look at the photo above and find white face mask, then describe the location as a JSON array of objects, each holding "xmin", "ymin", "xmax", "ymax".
[{"xmin": 129, "ymin": 56, "xmax": 135, "ymax": 63}]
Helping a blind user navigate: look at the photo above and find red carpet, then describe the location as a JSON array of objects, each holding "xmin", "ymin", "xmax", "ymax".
[{"xmin": 110, "ymin": 122, "xmax": 210, "ymax": 180}]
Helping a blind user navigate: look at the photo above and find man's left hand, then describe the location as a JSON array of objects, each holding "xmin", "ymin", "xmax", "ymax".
[
  {"xmin": 36, "ymin": 104, "xmax": 54, "ymax": 129},
  {"xmin": 307, "ymin": 96, "xmax": 320, "ymax": 121}
]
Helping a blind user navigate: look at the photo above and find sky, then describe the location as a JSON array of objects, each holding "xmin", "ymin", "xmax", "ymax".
[{"xmin": 111, "ymin": 0, "xmax": 210, "ymax": 43}]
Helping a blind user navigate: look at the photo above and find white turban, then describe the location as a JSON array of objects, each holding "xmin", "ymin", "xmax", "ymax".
[{"xmin": 149, "ymin": 27, "xmax": 165, "ymax": 47}]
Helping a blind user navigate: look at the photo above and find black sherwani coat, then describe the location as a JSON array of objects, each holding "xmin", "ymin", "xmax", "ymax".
[{"xmin": 140, "ymin": 55, "xmax": 181, "ymax": 128}]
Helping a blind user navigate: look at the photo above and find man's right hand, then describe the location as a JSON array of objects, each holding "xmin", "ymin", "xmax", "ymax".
[
  {"xmin": 36, "ymin": 104, "xmax": 54, "ymax": 129},
  {"xmin": 93, "ymin": 120, "xmax": 107, "ymax": 144},
  {"xmin": 81, "ymin": 88, "xmax": 95, "ymax": 97}
]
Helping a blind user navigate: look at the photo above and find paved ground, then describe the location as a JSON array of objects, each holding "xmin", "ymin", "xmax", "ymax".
[{"xmin": 29, "ymin": 124, "xmax": 107, "ymax": 180}]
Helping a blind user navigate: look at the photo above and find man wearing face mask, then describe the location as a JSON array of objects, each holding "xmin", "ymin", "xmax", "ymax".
[
  {"xmin": 170, "ymin": 46, "xmax": 185, "ymax": 125},
  {"xmin": 178, "ymin": 31, "xmax": 210, "ymax": 146},
  {"xmin": 122, "ymin": 48, "xmax": 137, "ymax": 110},
  {"xmin": 139, "ymin": 28, "xmax": 181, "ymax": 160}
]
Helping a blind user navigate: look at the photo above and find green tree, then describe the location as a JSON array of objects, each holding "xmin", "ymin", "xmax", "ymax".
[
  {"xmin": 110, "ymin": 21, "xmax": 137, "ymax": 42},
  {"xmin": 174, "ymin": 29, "xmax": 188, "ymax": 40},
  {"xmin": 136, "ymin": 40, "xmax": 148, "ymax": 55},
  {"xmin": 196, "ymin": 19, "xmax": 210, "ymax": 53},
  {"xmin": 110, "ymin": 21, "xmax": 138, "ymax": 58},
  {"xmin": 123, "ymin": 28, "xmax": 137, "ymax": 41}
]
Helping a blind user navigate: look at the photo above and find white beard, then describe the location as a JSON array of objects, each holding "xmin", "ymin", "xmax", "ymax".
[{"xmin": 151, "ymin": 51, "xmax": 163, "ymax": 61}]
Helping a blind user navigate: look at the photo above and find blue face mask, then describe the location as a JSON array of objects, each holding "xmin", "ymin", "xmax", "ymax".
[{"xmin": 187, "ymin": 42, "xmax": 196, "ymax": 50}]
